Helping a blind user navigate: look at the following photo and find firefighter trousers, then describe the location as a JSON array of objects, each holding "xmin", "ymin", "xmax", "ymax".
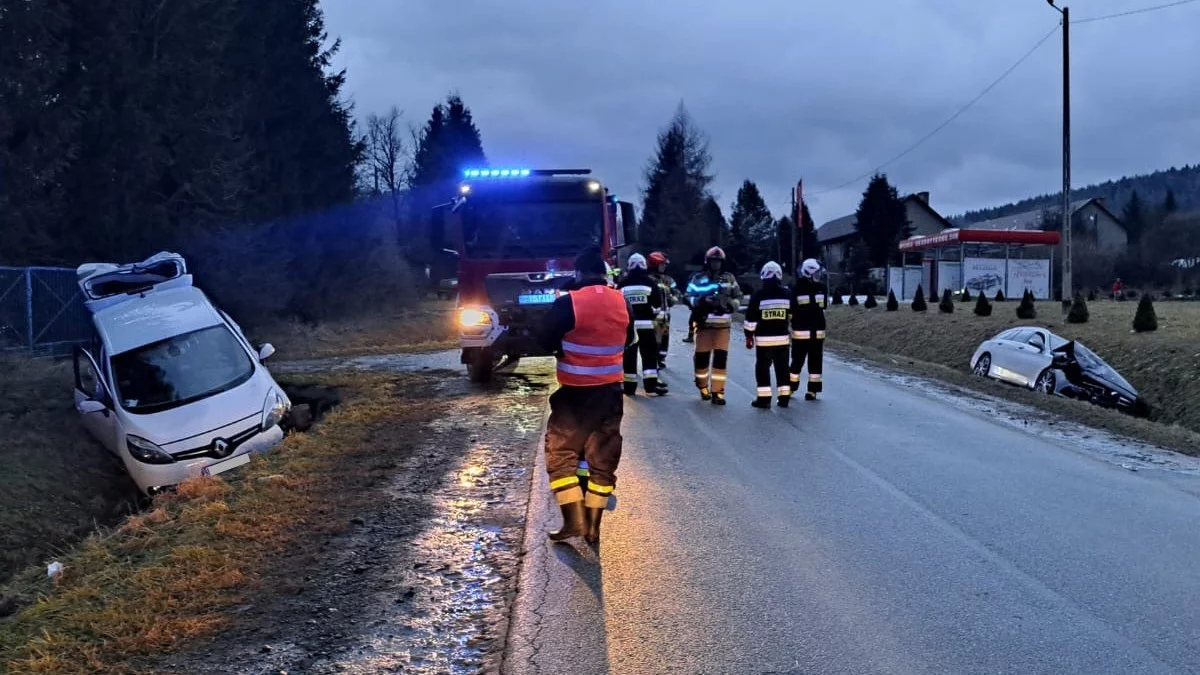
[
  {"xmin": 694, "ymin": 327, "xmax": 731, "ymax": 394},
  {"xmin": 790, "ymin": 330, "xmax": 825, "ymax": 394},
  {"xmin": 624, "ymin": 328, "xmax": 661, "ymax": 393},
  {"xmin": 544, "ymin": 384, "xmax": 623, "ymax": 509},
  {"xmin": 755, "ymin": 345, "xmax": 791, "ymax": 399}
]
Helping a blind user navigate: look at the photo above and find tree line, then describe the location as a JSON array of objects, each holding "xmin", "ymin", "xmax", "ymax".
[
  {"xmin": 637, "ymin": 104, "xmax": 818, "ymax": 281},
  {"xmin": 0, "ymin": 0, "xmax": 499, "ymax": 325}
]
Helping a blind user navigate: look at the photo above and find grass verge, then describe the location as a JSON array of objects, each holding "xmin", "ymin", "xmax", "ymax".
[
  {"xmin": 0, "ymin": 369, "xmax": 449, "ymax": 675},
  {"xmin": 828, "ymin": 298, "xmax": 1200, "ymax": 451},
  {"xmin": 0, "ymin": 357, "xmax": 139, "ymax": 588},
  {"xmin": 254, "ymin": 301, "xmax": 457, "ymax": 360}
]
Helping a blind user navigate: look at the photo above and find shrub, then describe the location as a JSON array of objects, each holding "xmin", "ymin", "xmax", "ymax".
[
  {"xmin": 831, "ymin": 292, "xmax": 844, "ymax": 305},
  {"xmin": 960, "ymin": 288, "xmax": 972, "ymax": 302},
  {"xmin": 1132, "ymin": 294, "xmax": 1158, "ymax": 332},
  {"xmin": 974, "ymin": 293, "xmax": 992, "ymax": 317},
  {"xmin": 1067, "ymin": 292, "xmax": 1089, "ymax": 324},
  {"xmin": 1016, "ymin": 290, "xmax": 1036, "ymax": 319},
  {"xmin": 886, "ymin": 290, "xmax": 898, "ymax": 311},
  {"xmin": 864, "ymin": 294, "xmax": 878, "ymax": 308},
  {"xmin": 911, "ymin": 285, "xmax": 928, "ymax": 312},
  {"xmin": 993, "ymin": 289, "xmax": 1005, "ymax": 302},
  {"xmin": 1087, "ymin": 290, "xmax": 1096, "ymax": 302},
  {"xmin": 938, "ymin": 289, "xmax": 954, "ymax": 314},
  {"xmin": 848, "ymin": 293, "xmax": 860, "ymax": 306}
]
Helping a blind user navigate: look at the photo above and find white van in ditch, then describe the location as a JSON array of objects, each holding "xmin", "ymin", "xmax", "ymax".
[{"xmin": 72, "ymin": 252, "xmax": 291, "ymax": 495}]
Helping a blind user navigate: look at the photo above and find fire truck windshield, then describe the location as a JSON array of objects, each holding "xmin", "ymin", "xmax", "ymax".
[{"xmin": 461, "ymin": 200, "xmax": 602, "ymax": 260}]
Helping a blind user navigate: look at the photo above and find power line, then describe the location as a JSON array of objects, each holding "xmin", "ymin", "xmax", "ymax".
[
  {"xmin": 1073, "ymin": 0, "xmax": 1199, "ymax": 24},
  {"xmin": 809, "ymin": 24, "xmax": 1060, "ymax": 197}
]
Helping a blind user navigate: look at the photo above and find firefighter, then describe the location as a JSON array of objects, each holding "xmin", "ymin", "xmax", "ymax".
[
  {"xmin": 686, "ymin": 246, "xmax": 743, "ymax": 405},
  {"xmin": 790, "ymin": 258, "xmax": 827, "ymax": 401},
  {"xmin": 619, "ymin": 253, "xmax": 669, "ymax": 396},
  {"xmin": 648, "ymin": 251, "xmax": 675, "ymax": 370},
  {"xmin": 538, "ymin": 247, "xmax": 635, "ymax": 544},
  {"xmin": 744, "ymin": 261, "xmax": 793, "ymax": 408}
]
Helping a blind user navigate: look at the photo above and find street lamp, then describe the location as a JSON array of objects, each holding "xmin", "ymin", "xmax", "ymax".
[{"xmin": 1047, "ymin": 0, "xmax": 1072, "ymax": 303}]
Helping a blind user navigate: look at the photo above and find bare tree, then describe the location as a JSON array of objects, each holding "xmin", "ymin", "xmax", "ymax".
[{"xmin": 364, "ymin": 106, "xmax": 408, "ymax": 230}]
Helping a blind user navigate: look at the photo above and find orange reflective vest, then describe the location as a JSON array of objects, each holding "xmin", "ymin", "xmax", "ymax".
[{"xmin": 558, "ymin": 285, "xmax": 629, "ymax": 386}]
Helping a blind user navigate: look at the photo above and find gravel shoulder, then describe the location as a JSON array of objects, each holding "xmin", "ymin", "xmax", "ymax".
[{"xmin": 157, "ymin": 358, "xmax": 552, "ymax": 675}]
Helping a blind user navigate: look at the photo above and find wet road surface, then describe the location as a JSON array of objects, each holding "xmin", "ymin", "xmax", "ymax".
[{"xmin": 504, "ymin": 309, "xmax": 1200, "ymax": 675}]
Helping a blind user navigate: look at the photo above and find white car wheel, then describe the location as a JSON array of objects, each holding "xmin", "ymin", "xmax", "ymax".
[{"xmin": 972, "ymin": 353, "xmax": 991, "ymax": 377}]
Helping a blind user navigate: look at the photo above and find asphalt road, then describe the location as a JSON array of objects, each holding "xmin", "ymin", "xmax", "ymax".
[{"xmin": 503, "ymin": 309, "xmax": 1200, "ymax": 675}]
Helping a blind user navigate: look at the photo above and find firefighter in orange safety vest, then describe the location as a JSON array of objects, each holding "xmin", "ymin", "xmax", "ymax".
[
  {"xmin": 743, "ymin": 261, "xmax": 793, "ymax": 408},
  {"xmin": 537, "ymin": 247, "xmax": 636, "ymax": 545},
  {"xmin": 790, "ymin": 258, "xmax": 827, "ymax": 401}
]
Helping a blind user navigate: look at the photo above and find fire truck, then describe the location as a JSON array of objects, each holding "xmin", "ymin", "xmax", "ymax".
[{"xmin": 432, "ymin": 168, "xmax": 636, "ymax": 383}]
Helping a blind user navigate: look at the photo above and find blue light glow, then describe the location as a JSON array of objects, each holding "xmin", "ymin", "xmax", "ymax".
[
  {"xmin": 519, "ymin": 169, "xmax": 531, "ymax": 176},
  {"xmin": 499, "ymin": 169, "xmax": 511, "ymax": 176}
]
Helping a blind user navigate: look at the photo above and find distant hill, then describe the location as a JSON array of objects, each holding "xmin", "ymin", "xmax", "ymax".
[{"xmin": 952, "ymin": 164, "xmax": 1200, "ymax": 225}]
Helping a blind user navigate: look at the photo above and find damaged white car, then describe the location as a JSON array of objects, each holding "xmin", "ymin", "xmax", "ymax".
[{"xmin": 73, "ymin": 252, "xmax": 291, "ymax": 495}]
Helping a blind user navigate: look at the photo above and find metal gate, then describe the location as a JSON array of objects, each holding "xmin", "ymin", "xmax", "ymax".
[{"xmin": 0, "ymin": 267, "xmax": 93, "ymax": 353}]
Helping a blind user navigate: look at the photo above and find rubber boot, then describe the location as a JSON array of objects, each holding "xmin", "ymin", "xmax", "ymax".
[
  {"xmin": 647, "ymin": 381, "xmax": 669, "ymax": 396},
  {"xmin": 548, "ymin": 502, "xmax": 587, "ymax": 541},
  {"xmin": 584, "ymin": 507, "xmax": 604, "ymax": 545},
  {"xmin": 699, "ymin": 386, "xmax": 711, "ymax": 401},
  {"xmin": 751, "ymin": 396, "xmax": 771, "ymax": 409},
  {"xmin": 777, "ymin": 395, "xmax": 791, "ymax": 408},
  {"xmin": 623, "ymin": 382, "xmax": 637, "ymax": 397},
  {"xmin": 805, "ymin": 392, "xmax": 818, "ymax": 401},
  {"xmin": 711, "ymin": 392, "xmax": 726, "ymax": 406}
]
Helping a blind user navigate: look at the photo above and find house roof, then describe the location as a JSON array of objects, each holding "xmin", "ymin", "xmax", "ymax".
[
  {"xmin": 816, "ymin": 194, "xmax": 953, "ymax": 244},
  {"xmin": 968, "ymin": 198, "xmax": 1124, "ymax": 232}
]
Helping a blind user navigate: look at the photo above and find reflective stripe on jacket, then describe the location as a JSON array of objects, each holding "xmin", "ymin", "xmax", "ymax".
[{"xmin": 558, "ymin": 285, "xmax": 630, "ymax": 386}]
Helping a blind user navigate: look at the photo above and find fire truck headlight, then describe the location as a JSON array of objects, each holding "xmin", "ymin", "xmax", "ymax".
[
  {"xmin": 458, "ymin": 308, "xmax": 491, "ymax": 328},
  {"xmin": 459, "ymin": 184, "xmax": 471, "ymax": 195},
  {"xmin": 587, "ymin": 181, "xmax": 601, "ymax": 193}
]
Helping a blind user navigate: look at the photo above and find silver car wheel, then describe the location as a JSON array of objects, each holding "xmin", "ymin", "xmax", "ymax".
[
  {"xmin": 1035, "ymin": 369, "xmax": 1055, "ymax": 394},
  {"xmin": 973, "ymin": 353, "xmax": 991, "ymax": 377}
]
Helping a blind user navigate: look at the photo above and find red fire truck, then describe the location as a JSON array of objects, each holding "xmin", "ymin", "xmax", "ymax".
[{"xmin": 432, "ymin": 168, "xmax": 636, "ymax": 382}]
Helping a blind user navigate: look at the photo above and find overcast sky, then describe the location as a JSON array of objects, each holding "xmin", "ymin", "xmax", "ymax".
[{"xmin": 321, "ymin": 0, "xmax": 1200, "ymax": 224}]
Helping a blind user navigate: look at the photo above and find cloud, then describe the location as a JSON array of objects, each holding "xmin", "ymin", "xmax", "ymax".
[{"xmin": 322, "ymin": 0, "xmax": 1200, "ymax": 223}]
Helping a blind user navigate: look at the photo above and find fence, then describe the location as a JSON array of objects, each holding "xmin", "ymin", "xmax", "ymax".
[{"xmin": 0, "ymin": 267, "xmax": 93, "ymax": 354}]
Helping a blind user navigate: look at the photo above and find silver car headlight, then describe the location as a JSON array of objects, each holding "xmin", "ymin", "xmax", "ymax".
[
  {"xmin": 127, "ymin": 435, "xmax": 175, "ymax": 465},
  {"xmin": 261, "ymin": 389, "xmax": 289, "ymax": 431}
]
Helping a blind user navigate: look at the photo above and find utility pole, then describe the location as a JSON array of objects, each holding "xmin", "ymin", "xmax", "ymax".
[
  {"xmin": 791, "ymin": 185, "xmax": 798, "ymax": 276},
  {"xmin": 1048, "ymin": 0, "xmax": 1072, "ymax": 302}
]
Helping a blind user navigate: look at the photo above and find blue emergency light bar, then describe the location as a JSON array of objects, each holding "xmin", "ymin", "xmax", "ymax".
[
  {"xmin": 463, "ymin": 168, "xmax": 530, "ymax": 178},
  {"xmin": 461, "ymin": 168, "xmax": 593, "ymax": 179}
]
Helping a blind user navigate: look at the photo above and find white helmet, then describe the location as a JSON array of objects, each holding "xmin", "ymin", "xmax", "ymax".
[
  {"xmin": 760, "ymin": 261, "xmax": 783, "ymax": 280},
  {"xmin": 800, "ymin": 258, "xmax": 822, "ymax": 279},
  {"xmin": 627, "ymin": 253, "xmax": 648, "ymax": 270}
]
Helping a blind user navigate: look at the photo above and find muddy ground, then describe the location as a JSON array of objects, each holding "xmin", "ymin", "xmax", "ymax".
[{"xmin": 158, "ymin": 356, "xmax": 553, "ymax": 675}]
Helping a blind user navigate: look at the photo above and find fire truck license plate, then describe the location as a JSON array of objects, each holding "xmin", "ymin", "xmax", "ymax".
[{"xmin": 519, "ymin": 292, "xmax": 557, "ymax": 305}]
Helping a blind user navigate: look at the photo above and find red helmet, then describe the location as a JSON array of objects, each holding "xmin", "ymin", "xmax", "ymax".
[
  {"xmin": 705, "ymin": 246, "xmax": 726, "ymax": 261},
  {"xmin": 648, "ymin": 251, "xmax": 668, "ymax": 267}
]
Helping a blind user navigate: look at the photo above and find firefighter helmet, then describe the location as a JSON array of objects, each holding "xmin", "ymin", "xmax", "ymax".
[
  {"xmin": 627, "ymin": 253, "xmax": 648, "ymax": 270},
  {"xmin": 760, "ymin": 261, "xmax": 783, "ymax": 280},
  {"xmin": 648, "ymin": 251, "xmax": 668, "ymax": 267},
  {"xmin": 800, "ymin": 258, "xmax": 822, "ymax": 279},
  {"xmin": 705, "ymin": 246, "xmax": 726, "ymax": 262}
]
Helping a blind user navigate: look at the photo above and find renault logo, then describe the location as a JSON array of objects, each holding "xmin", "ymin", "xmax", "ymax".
[{"xmin": 213, "ymin": 438, "xmax": 231, "ymax": 458}]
